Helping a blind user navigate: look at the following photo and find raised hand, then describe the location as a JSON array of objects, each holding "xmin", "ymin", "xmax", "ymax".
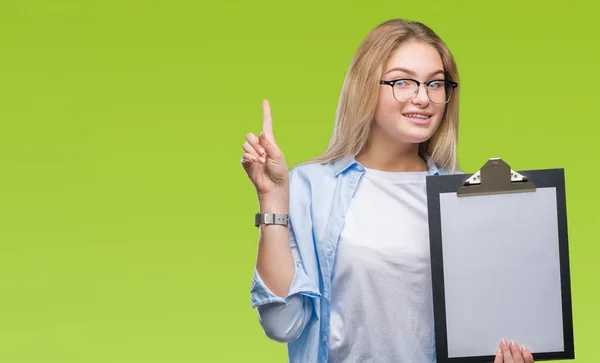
[{"xmin": 241, "ymin": 100, "xmax": 289, "ymax": 199}]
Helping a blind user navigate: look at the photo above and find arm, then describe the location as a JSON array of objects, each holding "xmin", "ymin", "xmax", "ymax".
[
  {"xmin": 242, "ymin": 100, "xmax": 320, "ymax": 342},
  {"xmin": 255, "ymin": 191, "xmax": 294, "ymax": 298},
  {"xmin": 250, "ymin": 169, "xmax": 321, "ymax": 343},
  {"xmin": 252, "ymin": 219, "xmax": 317, "ymax": 342}
]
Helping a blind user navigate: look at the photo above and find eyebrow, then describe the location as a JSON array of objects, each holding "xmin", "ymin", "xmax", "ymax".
[{"xmin": 384, "ymin": 67, "xmax": 445, "ymax": 78}]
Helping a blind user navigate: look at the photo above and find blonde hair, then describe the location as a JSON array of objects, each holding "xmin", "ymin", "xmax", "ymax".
[{"xmin": 305, "ymin": 19, "xmax": 460, "ymax": 172}]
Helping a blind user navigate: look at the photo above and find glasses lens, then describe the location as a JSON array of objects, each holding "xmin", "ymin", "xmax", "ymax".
[
  {"xmin": 392, "ymin": 80, "xmax": 418, "ymax": 102},
  {"xmin": 426, "ymin": 81, "xmax": 452, "ymax": 104}
]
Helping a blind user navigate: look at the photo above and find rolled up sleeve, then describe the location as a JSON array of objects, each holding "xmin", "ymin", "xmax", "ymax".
[
  {"xmin": 250, "ymin": 257, "xmax": 321, "ymax": 307},
  {"xmin": 251, "ymin": 259, "xmax": 320, "ymax": 342}
]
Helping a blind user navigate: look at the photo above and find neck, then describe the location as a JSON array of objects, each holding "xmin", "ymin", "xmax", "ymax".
[{"xmin": 356, "ymin": 128, "xmax": 427, "ymax": 173}]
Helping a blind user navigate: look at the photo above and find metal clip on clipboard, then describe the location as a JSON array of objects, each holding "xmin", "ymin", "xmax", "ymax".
[{"xmin": 457, "ymin": 158, "xmax": 536, "ymax": 197}]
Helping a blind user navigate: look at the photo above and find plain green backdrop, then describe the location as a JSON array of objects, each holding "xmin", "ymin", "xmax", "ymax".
[{"xmin": 0, "ymin": 0, "xmax": 598, "ymax": 362}]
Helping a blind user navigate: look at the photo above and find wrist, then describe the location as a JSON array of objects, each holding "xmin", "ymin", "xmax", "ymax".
[{"xmin": 258, "ymin": 190, "xmax": 289, "ymax": 213}]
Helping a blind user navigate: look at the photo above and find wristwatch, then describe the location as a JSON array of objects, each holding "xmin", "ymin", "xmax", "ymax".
[{"xmin": 255, "ymin": 213, "xmax": 289, "ymax": 227}]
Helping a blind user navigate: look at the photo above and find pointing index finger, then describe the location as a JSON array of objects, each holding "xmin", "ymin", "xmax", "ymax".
[{"xmin": 262, "ymin": 99, "xmax": 274, "ymax": 141}]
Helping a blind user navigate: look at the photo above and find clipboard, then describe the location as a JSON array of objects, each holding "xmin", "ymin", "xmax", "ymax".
[{"xmin": 426, "ymin": 158, "xmax": 575, "ymax": 363}]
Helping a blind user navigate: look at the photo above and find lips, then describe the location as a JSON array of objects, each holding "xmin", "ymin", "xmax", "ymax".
[
  {"xmin": 403, "ymin": 112, "xmax": 432, "ymax": 125},
  {"xmin": 403, "ymin": 112, "xmax": 431, "ymax": 119}
]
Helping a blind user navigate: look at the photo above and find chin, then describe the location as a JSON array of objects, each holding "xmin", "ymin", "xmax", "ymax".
[
  {"xmin": 395, "ymin": 126, "xmax": 437, "ymax": 144},
  {"xmin": 401, "ymin": 134, "xmax": 433, "ymax": 144}
]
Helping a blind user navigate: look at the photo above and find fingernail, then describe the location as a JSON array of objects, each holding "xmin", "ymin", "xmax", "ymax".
[
  {"xmin": 501, "ymin": 338, "xmax": 507, "ymax": 347},
  {"xmin": 521, "ymin": 345, "xmax": 527, "ymax": 352},
  {"xmin": 258, "ymin": 147, "xmax": 265, "ymax": 155},
  {"xmin": 260, "ymin": 132, "xmax": 266, "ymax": 139},
  {"xmin": 510, "ymin": 340, "xmax": 515, "ymax": 347},
  {"xmin": 260, "ymin": 157, "xmax": 266, "ymax": 163}
]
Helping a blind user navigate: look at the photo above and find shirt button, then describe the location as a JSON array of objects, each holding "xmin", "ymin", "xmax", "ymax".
[{"xmin": 326, "ymin": 246, "xmax": 333, "ymax": 255}]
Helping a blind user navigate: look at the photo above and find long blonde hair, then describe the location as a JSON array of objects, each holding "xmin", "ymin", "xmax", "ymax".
[{"xmin": 306, "ymin": 19, "xmax": 460, "ymax": 172}]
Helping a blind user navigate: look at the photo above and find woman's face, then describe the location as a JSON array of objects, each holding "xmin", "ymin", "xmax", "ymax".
[{"xmin": 373, "ymin": 41, "xmax": 448, "ymax": 147}]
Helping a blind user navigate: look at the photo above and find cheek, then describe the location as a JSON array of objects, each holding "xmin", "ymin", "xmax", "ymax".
[
  {"xmin": 376, "ymin": 89, "xmax": 403, "ymax": 120},
  {"xmin": 379, "ymin": 85, "xmax": 395, "ymax": 103},
  {"xmin": 433, "ymin": 105, "xmax": 446, "ymax": 124}
]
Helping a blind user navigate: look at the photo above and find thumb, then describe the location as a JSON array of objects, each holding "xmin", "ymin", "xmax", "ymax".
[{"xmin": 259, "ymin": 131, "xmax": 282, "ymax": 160}]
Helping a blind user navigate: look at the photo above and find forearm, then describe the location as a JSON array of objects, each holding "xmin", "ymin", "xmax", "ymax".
[{"xmin": 256, "ymin": 191, "xmax": 296, "ymax": 298}]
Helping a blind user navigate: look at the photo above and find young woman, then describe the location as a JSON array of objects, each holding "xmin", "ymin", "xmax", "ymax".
[{"xmin": 241, "ymin": 18, "xmax": 535, "ymax": 363}]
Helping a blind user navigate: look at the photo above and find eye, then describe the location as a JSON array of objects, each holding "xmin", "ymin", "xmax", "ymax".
[
  {"xmin": 427, "ymin": 81, "xmax": 444, "ymax": 89},
  {"xmin": 394, "ymin": 80, "xmax": 414, "ymax": 88}
]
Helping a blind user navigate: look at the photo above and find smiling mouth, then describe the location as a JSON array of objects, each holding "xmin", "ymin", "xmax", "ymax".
[{"xmin": 403, "ymin": 113, "xmax": 431, "ymax": 120}]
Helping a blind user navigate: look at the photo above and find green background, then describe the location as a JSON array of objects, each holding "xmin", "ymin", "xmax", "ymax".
[{"xmin": 0, "ymin": 0, "xmax": 597, "ymax": 362}]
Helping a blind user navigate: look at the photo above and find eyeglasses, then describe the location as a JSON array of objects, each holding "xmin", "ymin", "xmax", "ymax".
[{"xmin": 379, "ymin": 78, "xmax": 458, "ymax": 104}]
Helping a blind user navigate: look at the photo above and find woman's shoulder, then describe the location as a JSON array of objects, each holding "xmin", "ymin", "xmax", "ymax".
[
  {"xmin": 289, "ymin": 160, "xmax": 337, "ymax": 183},
  {"xmin": 290, "ymin": 154, "xmax": 360, "ymax": 178}
]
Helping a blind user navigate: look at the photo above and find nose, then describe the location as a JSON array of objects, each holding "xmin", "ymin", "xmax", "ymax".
[{"xmin": 412, "ymin": 83, "xmax": 430, "ymax": 106}]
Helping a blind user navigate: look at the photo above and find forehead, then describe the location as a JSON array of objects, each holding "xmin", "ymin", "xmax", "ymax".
[{"xmin": 385, "ymin": 41, "xmax": 444, "ymax": 74}]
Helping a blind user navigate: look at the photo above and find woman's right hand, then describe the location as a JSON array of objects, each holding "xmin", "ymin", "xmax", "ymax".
[{"xmin": 241, "ymin": 100, "xmax": 289, "ymax": 199}]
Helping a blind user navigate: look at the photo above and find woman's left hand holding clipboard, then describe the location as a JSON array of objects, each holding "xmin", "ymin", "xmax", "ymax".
[{"xmin": 494, "ymin": 339, "xmax": 534, "ymax": 363}]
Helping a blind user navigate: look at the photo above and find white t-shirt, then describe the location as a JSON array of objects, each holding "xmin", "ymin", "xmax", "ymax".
[{"xmin": 328, "ymin": 167, "xmax": 435, "ymax": 363}]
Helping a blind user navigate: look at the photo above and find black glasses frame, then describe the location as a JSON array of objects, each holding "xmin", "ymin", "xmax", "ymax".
[{"xmin": 379, "ymin": 78, "xmax": 458, "ymax": 104}]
